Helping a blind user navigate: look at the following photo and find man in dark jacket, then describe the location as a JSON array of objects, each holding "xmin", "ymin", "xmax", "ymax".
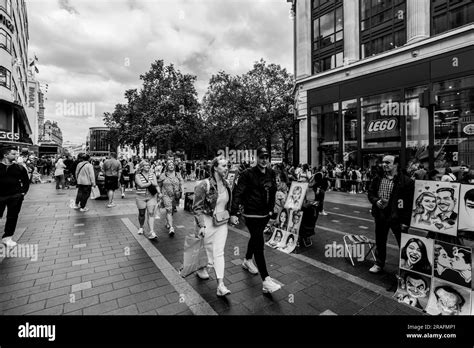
[
  {"xmin": 367, "ymin": 155, "xmax": 414, "ymax": 274},
  {"xmin": 0, "ymin": 146, "xmax": 30, "ymax": 248},
  {"xmin": 230, "ymin": 146, "xmax": 281, "ymax": 293}
]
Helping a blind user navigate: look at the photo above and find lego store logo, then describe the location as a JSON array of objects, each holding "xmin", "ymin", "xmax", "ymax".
[
  {"xmin": 0, "ymin": 131, "xmax": 19, "ymax": 140},
  {"xmin": 367, "ymin": 118, "xmax": 398, "ymax": 133}
]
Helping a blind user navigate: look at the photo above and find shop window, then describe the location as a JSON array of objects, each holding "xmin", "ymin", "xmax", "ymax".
[
  {"xmin": 361, "ymin": 91, "xmax": 402, "ymax": 149},
  {"xmin": 432, "ymin": 75, "xmax": 474, "ymax": 169},
  {"xmin": 311, "ymin": 103, "xmax": 340, "ymax": 166},
  {"xmin": 312, "ymin": 0, "xmax": 344, "ymax": 74},
  {"xmin": 432, "ymin": 0, "xmax": 474, "ymax": 35},
  {"xmin": 360, "ymin": 0, "xmax": 407, "ymax": 59},
  {"xmin": 0, "ymin": 66, "xmax": 11, "ymax": 89},
  {"xmin": 342, "ymin": 99, "xmax": 358, "ymax": 167}
]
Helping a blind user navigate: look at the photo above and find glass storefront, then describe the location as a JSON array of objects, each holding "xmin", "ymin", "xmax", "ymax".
[
  {"xmin": 310, "ymin": 103, "xmax": 340, "ymax": 166},
  {"xmin": 405, "ymin": 86, "xmax": 429, "ymax": 171},
  {"xmin": 342, "ymin": 99, "xmax": 358, "ymax": 167}
]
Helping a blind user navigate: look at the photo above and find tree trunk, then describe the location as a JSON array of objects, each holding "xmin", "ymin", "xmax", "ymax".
[{"xmin": 266, "ymin": 134, "xmax": 272, "ymax": 162}]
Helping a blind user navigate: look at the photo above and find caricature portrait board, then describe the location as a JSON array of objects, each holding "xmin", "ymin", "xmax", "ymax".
[
  {"xmin": 394, "ymin": 270, "xmax": 431, "ymax": 312},
  {"xmin": 433, "ymin": 241, "xmax": 472, "ymax": 289},
  {"xmin": 277, "ymin": 232, "xmax": 298, "ymax": 254},
  {"xmin": 458, "ymin": 184, "xmax": 474, "ymax": 233},
  {"xmin": 287, "ymin": 209, "xmax": 303, "ymax": 236},
  {"xmin": 411, "ymin": 180, "xmax": 460, "ymax": 236},
  {"xmin": 426, "ymin": 279, "xmax": 471, "ymax": 316},
  {"xmin": 284, "ymin": 182, "xmax": 308, "ymax": 211},
  {"xmin": 399, "ymin": 233, "xmax": 434, "ymax": 277},
  {"xmin": 266, "ymin": 228, "xmax": 287, "ymax": 249}
]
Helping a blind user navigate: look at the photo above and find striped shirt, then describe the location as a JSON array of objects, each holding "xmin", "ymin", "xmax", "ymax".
[{"xmin": 136, "ymin": 172, "xmax": 156, "ymax": 195}]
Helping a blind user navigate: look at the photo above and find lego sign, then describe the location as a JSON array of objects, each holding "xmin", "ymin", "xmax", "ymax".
[
  {"xmin": 0, "ymin": 131, "xmax": 20, "ymax": 141},
  {"xmin": 463, "ymin": 124, "xmax": 474, "ymax": 136},
  {"xmin": 365, "ymin": 116, "xmax": 400, "ymax": 141}
]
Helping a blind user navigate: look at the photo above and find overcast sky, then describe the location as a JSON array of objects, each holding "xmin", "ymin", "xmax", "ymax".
[{"xmin": 27, "ymin": 0, "xmax": 293, "ymax": 144}]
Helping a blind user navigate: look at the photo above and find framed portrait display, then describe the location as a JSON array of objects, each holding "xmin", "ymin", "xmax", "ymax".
[
  {"xmin": 394, "ymin": 270, "xmax": 431, "ymax": 312},
  {"xmin": 274, "ymin": 208, "xmax": 290, "ymax": 231},
  {"xmin": 433, "ymin": 241, "xmax": 471, "ymax": 289},
  {"xmin": 458, "ymin": 184, "xmax": 474, "ymax": 233},
  {"xmin": 284, "ymin": 182, "xmax": 308, "ymax": 211},
  {"xmin": 266, "ymin": 228, "xmax": 286, "ymax": 249},
  {"xmin": 425, "ymin": 279, "xmax": 471, "ymax": 316},
  {"xmin": 287, "ymin": 209, "xmax": 303, "ymax": 235},
  {"xmin": 399, "ymin": 233, "xmax": 434, "ymax": 276},
  {"xmin": 410, "ymin": 180, "xmax": 461, "ymax": 236}
]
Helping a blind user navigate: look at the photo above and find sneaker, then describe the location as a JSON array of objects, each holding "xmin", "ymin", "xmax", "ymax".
[
  {"xmin": 169, "ymin": 227, "xmax": 175, "ymax": 237},
  {"xmin": 73, "ymin": 205, "xmax": 80, "ymax": 210},
  {"xmin": 217, "ymin": 284, "xmax": 231, "ymax": 297},
  {"xmin": 369, "ymin": 264, "xmax": 383, "ymax": 274},
  {"xmin": 2, "ymin": 237, "xmax": 17, "ymax": 248},
  {"xmin": 196, "ymin": 268, "xmax": 210, "ymax": 280},
  {"xmin": 242, "ymin": 259, "xmax": 259, "ymax": 274},
  {"xmin": 148, "ymin": 232, "xmax": 157, "ymax": 240},
  {"xmin": 106, "ymin": 203, "xmax": 116, "ymax": 208},
  {"xmin": 121, "ymin": 193, "xmax": 125, "ymax": 199},
  {"xmin": 262, "ymin": 277, "xmax": 281, "ymax": 293},
  {"xmin": 137, "ymin": 228, "xmax": 144, "ymax": 235},
  {"xmin": 321, "ymin": 210, "xmax": 328, "ymax": 216},
  {"xmin": 79, "ymin": 207, "xmax": 89, "ymax": 212}
]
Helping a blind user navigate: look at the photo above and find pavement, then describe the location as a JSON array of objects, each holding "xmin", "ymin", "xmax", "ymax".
[{"xmin": 0, "ymin": 181, "xmax": 421, "ymax": 316}]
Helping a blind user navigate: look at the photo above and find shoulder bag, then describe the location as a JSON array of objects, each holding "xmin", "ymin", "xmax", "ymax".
[
  {"xmin": 206, "ymin": 179, "xmax": 230, "ymax": 226},
  {"xmin": 141, "ymin": 173, "xmax": 158, "ymax": 195}
]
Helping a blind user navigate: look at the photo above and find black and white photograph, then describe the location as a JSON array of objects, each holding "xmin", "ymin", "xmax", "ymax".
[
  {"xmin": 1, "ymin": 0, "xmax": 474, "ymax": 344},
  {"xmin": 399, "ymin": 233, "xmax": 434, "ymax": 276},
  {"xmin": 426, "ymin": 279, "xmax": 472, "ymax": 316},
  {"xmin": 410, "ymin": 180, "xmax": 461, "ymax": 236},
  {"xmin": 434, "ymin": 241, "xmax": 472, "ymax": 288}
]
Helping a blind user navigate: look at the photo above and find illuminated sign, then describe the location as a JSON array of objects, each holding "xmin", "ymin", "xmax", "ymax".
[
  {"xmin": 367, "ymin": 118, "xmax": 398, "ymax": 133},
  {"xmin": 463, "ymin": 124, "xmax": 474, "ymax": 135}
]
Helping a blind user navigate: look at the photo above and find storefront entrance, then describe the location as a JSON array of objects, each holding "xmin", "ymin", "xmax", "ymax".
[{"xmin": 362, "ymin": 150, "xmax": 401, "ymax": 171}]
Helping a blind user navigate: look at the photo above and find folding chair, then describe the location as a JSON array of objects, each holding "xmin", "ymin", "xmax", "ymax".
[{"xmin": 343, "ymin": 234, "xmax": 376, "ymax": 266}]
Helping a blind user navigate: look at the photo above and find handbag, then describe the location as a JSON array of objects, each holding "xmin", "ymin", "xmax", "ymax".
[
  {"xmin": 213, "ymin": 210, "xmax": 230, "ymax": 226},
  {"xmin": 179, "ymin": 230, "xmax": 208, "ymax": 277},
  {"xmin": 91, "ymin": 185, "xmax": 100, "ymax": 199},
  {"xmin": 141, "ymin": 174, "xmax": 158, "ymax": 195}
]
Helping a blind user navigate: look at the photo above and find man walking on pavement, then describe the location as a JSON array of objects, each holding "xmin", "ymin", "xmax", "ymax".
[
  {"xmin": 103, "ymin": 152, "xmax": 122, "ymax": 208},
  {"xmin": 230, "ymin": 146, "xmax": 282, "ymax": 293},
  {"xmin": 0, "ymin": 146, "xmax": 30, "ymax": 248},
  {"xmin": 367, "ymin": 155, "xmax": 414, "ymax": 275}
]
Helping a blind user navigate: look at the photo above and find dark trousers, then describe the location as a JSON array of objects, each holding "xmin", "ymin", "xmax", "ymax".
[
  {"xmin": 245, "ymin": 216, "xmax": 270, "ymax": 280},
  {"xmin": 129, "ymin": 173, "xmax": 135, "ymax": 188},
  {"xmin": 374, "ymin": 217, "xmax": 402, "ymax": 268},
  {"xmin": 55, "ymin": 174, "xmax": 65, "ymax": 189},
  {"xmin": 75, "ymin": 185, "xmax": 92, "ymax": 208},
  {"xmin": 314, "ymin": 188, "xmax": 326, "ymax": 212},
  {"xmin": 0, "ymin": 194, "xmax": 24, "ymax": 238}
]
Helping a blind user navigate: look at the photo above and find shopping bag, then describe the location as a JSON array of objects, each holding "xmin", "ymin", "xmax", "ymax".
[
  {"xmin": 179, "ymin": 231, "xmax": 208, "ymax": 277},
  {"xmin": 91, "ymin": 186, "xmax": 100, "ymax": 200}
]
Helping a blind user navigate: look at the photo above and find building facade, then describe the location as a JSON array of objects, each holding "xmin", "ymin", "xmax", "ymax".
[
  {"xmin": 0, "ymin": 0, "xmax": 32, "ymax": 148},
  {"xmin": 87, "ymin": 127, "xmax": 118, "ymax": 158},
  {"xmin": 292, "ymin": 0, "xmax": 474, "ymax": 172}
]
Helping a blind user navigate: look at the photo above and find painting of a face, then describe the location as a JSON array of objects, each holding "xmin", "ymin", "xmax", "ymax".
[
  {"xmin": 451, "ymin": 252, "xmax": 470, "ymax": 273},
  {"xmin": 406, "ymin": 276, "xmax": 428, "ymax": 298},
  {"xmin": 421, "ymin": 195, "xmax": 436, "ymax": 212},
  {"xmin": 437, "ymin": 247, "xmax": 452, "ymax": 269},
  {"xmin": 279, "ymin": 211, "xmax": 287, "ymax": 225},
  {"xmin": 406, "ymin": 242, "xmax": 422, "ymax": 265},
  {"xmin": 435, "ymin": 288, "xmax": 462, "ymax": 315}
]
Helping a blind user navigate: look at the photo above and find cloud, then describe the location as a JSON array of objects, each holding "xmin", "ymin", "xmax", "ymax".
[{"xmin": 28, "ymin": 0, "xmax": 293, "ymax": 144}]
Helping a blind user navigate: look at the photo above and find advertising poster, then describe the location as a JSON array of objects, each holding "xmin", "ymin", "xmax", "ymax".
[
  {"xmin": 434, "ymin": 241, "xmax": 471, "ymax": 289},
  {"xmin": 410, "ymin": 180, "xmax": 461, "ymax": 236},
  {"xmin": 426, "ymin": 279, "xmax": 471, "ymax": 316},
  {"xmin": 284, "ymin": 182, "xmax": 308, "ymax": 211},
  {"xmin": 458, "ymin": 184, "xmax": 474, "ymax": 233},
  {"xmin": 399, "ymin": 233, "xmax": 434, "ymax": 276},
  {"xmin": 394, "ymin": 270, "xmax": 431, "ymax": 312}
]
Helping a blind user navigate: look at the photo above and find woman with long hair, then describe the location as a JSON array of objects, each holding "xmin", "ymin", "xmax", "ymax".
[
  {"xmin": 135, "ymin": 160, "xmax": 159, "ymax": 240},
  {"xmin": 412, "ymin": 192, "xmax": 437, "ymax": 224},
  {"xmin": 158, "ymin": 160, "xmax": 183, "ymax": 236},
  {"xmin": 400, "ymin": 238, "xmax": 432, "ymax": 275},
  {"xmin": 191, "ymin": 155, "xmax": 232, "ymax": 296}
]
